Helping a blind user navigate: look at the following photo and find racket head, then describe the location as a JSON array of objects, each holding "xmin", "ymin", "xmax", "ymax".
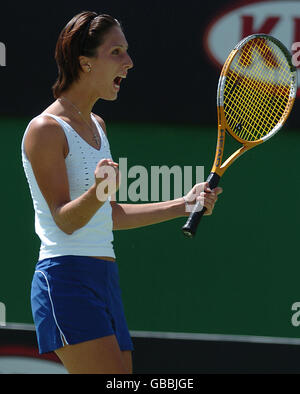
[
  {"xmin": 217, "ymin": 34, "xmax": 297, "ymax": 146},
  {"xmin": 182, "ymin": 34, "xmax": 297, "ymax": 238}
]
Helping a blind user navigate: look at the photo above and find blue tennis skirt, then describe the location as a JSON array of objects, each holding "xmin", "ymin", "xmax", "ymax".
[{"xmin": 31, "ymin": 255, "xmax": 133, "ymax": 354}]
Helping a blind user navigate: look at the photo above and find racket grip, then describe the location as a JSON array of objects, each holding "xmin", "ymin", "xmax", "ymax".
[{"xmin": 181, "ymin": 172, "xmax": 220, "ymax": 238}]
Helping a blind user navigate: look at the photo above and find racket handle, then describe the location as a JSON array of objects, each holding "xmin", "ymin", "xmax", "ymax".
[{"xmin": 181, "ymin": 172, "xmax": 220, "ymax": 238}]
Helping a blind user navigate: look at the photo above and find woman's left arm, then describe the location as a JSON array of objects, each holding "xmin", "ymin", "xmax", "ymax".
[
  {"xmin": 111, "ymin": 183, "xmax": 222, "ymax": 230},
  {"xmin": 111, "ymin": 198, "xmax": 184, "ymax": 230}
]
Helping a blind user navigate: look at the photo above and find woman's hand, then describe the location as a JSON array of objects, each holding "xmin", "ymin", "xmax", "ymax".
[
  {"xmin": 184, "ymin": 182, "xmax": 223, "ymax": 216},
  {"xmin": 94, "ymin": 159, "xmax": 120, "ymax": 202}
]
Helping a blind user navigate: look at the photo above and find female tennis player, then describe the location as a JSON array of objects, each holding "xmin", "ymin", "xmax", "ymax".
[{"xmin": 21, "ymin": 11, "xmax": 222, "ymax": 374}]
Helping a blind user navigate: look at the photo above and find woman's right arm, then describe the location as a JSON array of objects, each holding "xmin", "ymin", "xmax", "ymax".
[{"xmin": 24, "ymin": 117, "xmax": 117, "ymax": 235}]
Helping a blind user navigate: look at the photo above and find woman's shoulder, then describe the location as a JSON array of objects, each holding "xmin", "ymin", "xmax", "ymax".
[
  {"xmin": 27, "ymin": 98, "xmax": 69, "ymax": 138},
  {"xmin": 24, "ymin": 115, "xmax": 67, "ymax": 159},
  {"xmin": 26, "ymin": 115, "xmax": 66, "ymax": 144},
  {"xmin": 28, "ymin": 113, "xmax": 63, "ymax": 130}
]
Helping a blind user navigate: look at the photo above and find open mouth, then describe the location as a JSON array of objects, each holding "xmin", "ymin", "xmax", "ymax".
[{"xmin": 113, "ymin": 77, "xmax": 122, "ymax": 89}]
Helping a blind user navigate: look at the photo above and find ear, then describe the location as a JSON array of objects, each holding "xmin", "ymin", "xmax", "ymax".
[{"xmin": 79, "ymin": 56, "xmax": 92, "ymax": 73}]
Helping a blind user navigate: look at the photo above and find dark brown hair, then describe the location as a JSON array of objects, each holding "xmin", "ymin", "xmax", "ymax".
[{"xmin": 52, "ymin": 11, "xmax": 120, "ymax": 98}]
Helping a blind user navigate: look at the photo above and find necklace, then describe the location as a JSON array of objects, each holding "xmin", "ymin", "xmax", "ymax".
[{"xmin": 59, "ymin": 96, "xmax": 101, "ymax": 148}]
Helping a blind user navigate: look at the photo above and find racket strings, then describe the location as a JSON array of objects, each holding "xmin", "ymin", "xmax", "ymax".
[
  {"xmin": 223, "ymin": 37, "xmax": 292, "ymax": 142},
  {"xmin": 225, "ymin": 77, "xmax": 288, "ymax": 141},
  {"xmin": 235, "ymin": 39, "xmax": 291, "ymax": 129},
  {"xmin": 226, "ymin": 51, "xmax": 290, "ymax": 139},
  {"xmin": 226, "ymin": 72, "xmax": 287, "ymax": 140},
  {"xmin": 240, "ymin": 43, "xmax": 291, "ymax": 127},
  {"xmin": 226, "ymin": 62, "xmax": 289, "ymax": 140}
]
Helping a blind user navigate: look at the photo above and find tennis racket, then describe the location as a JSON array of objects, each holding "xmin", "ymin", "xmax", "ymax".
[{"xmin": 182, "ymin": 33, "xmax": 297, "ymax": 237}]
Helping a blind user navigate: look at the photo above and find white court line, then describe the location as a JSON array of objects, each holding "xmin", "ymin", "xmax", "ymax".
[
  {"xmin": 3, "ymin": 323, "xmax": 300, "ymax": 346},
  {"xmin": 130, "ymin": 330, "xmax": 300, "ymax": 345}
]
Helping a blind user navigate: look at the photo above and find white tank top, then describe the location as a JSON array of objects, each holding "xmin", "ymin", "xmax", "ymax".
[{"xmin": 21, "ymin": 113, "xmax": 115, "ymax": 261}]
